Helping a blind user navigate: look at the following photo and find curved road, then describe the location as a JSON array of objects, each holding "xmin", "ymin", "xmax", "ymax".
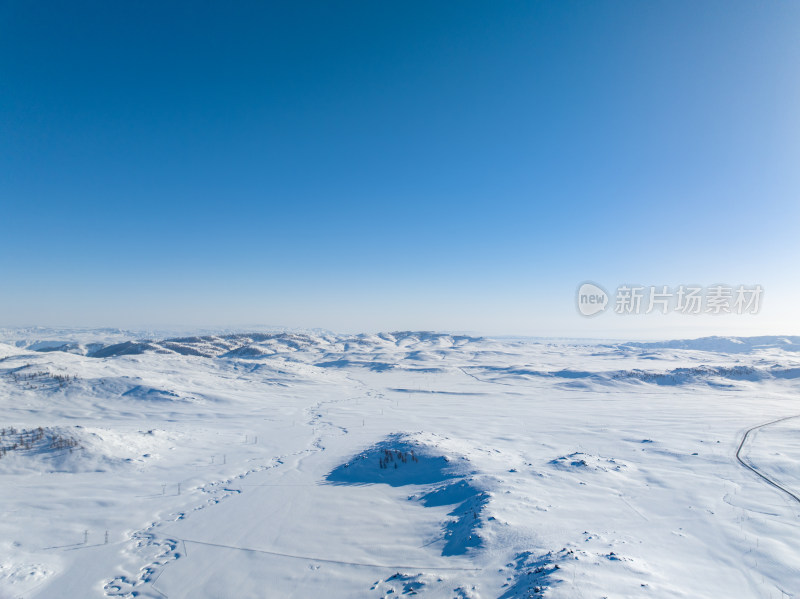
[{"xmin": 735, "ymin": 414, "xmax": 800, "ymax": 505}]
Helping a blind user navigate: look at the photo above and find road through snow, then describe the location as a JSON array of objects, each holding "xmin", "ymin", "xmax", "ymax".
[{"xmin": 736, "ymin": 414, "xmax": 800, "ymax": 505}]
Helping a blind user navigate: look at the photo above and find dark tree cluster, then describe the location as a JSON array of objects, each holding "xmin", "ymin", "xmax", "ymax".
[
  {"xmin": 6, "ymin": 368, "xmax": 79, "ymax": 390},
  {"xmin": 0, "ymin": 426, "xmax": 80, "ymax": 458},
  {"xmin": 378, "ymin": 448, "xmax": 418, "ymax": 469}
]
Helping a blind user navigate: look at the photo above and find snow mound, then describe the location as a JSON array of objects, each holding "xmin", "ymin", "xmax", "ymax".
[
  {"xmin": 121, "ymin": 385, "xmax": 183, "ymax": 402},
  {"xmin": 0, "ymin": 426, "xmax": 81, "ymax": 472},
  {"xmin": 424, "ymin": 483, "xmax": 489, "ymax": 556},
  {"xmin": 90, "ymin": 341, "xmax": 162, "ymax": 358},
  {"xmin": 499, "ymin": 549, "xmax": 568, "ymax": 598},
  {"xmin": 328, "ymin": 434, "xmax": 487, "ymax": 556},
  {"xmin": 220, "ymin": 345, "xmax": 269, "ymax": 358},
  {"xmin": 611, "ymin": 365, "xmax": 768, "ymax": 385},
  {"xmin": 549, "ymin": 452, "xmax": 628, "ymax": 472},
  {"xmin": 370, "ymin": 572, "xmax": 446, "ymax": 597},
  {"xmin": 0, "ymin": 426, "xmax": 172, "ymax": 473},
  {"xmin": 326, "ymin": 434, "xmax": 466, "ymax": 487}
]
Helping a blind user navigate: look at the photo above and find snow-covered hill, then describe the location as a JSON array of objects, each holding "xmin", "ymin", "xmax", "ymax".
[{"xmin": 1, "ymin": 330, "xmax": 799, "ymax": 598}]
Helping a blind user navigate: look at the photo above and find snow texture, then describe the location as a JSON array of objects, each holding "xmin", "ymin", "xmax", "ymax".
[{"xmin": 0, "ymin": 330, "xmax": 799, "ymax": 598}]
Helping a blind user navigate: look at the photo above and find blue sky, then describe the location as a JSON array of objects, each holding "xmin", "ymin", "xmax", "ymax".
[{"xmin": 2, "ymin": 1, "xmax": 799, "ymax": 337}]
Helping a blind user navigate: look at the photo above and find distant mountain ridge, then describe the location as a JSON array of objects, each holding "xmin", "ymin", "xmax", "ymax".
[
  {"xmin": 3, "ymin": 330, "xmax": 800, "ymax": 361},
  {"xmin": 3, "ymin": 331, "xmax": 484, "ymax": 360},
  {"xmin": 617, "ymin": 336, "xmax": 800, "ymax": 354}
]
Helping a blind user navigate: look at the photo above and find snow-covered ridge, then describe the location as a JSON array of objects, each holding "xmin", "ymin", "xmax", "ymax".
[
  {"xmin": 616, "ymin": 335, "xmax": 800, "ymax": 354},
  {"xmin": 5, "ymin": 331, "xmax": 800, "ymax": 360},
  {"xmin": 466, "ymin": 364, "xmax": 800, "ymax": 386},
  {"xmin": 3, "ymin": 330, "xmax": 485, "ymax": 359}
]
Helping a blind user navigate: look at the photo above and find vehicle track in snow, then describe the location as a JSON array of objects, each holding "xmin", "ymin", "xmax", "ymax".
[
  {"xmin": 102, "ymin": 377, "xmax": 375, "ymax": 598},
  {"xmin": 735, "ymin": 414, "xmax": 800, "ymax": 505},
  {"xmin": 178, "ymin": 538, "xmax": 481, "ymax": 571}
]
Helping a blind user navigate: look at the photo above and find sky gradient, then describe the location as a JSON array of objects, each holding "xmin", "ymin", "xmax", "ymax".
[{"xmin": 2, "ymin": 1, "xmax": 799, "ymax": 337}]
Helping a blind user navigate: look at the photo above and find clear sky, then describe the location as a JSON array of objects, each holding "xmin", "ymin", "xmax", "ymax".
[{"xmin": 2, "ymin": 1, "xmax": 799, "ymax": 338}]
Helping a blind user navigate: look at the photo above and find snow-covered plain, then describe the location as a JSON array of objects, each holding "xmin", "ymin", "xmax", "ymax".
[{"xmin": 1, "ymin": 329, "xmax": 800, "ymax": 598}]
